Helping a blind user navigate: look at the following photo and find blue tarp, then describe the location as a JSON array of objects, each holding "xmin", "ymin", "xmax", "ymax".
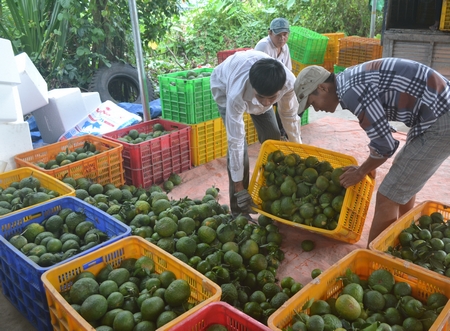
[{"xmin": 28, "ymin": 99, "xmax": 162, "ymax": 148}]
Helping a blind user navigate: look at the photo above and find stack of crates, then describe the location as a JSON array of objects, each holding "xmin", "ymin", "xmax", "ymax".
[
  {"xmin": 337, "ymin": 36, "xmax": 383, "ymax": 68},
  {"xmin": 287, "ymin": 26, "xmax": 329, "ymax": 76},
  {"xmin": 322, "ymin": 32, "xmax": 345, "ymax": 72},
  {"xmin": 103, "ymin": 119, "xmax": 192, "ymax": 188},
  {"xmin": 217, "ymin": 47, "xmax": 252, "ymax": 64},
  {"xmin": 158, "ymin": 67, "xmax": 259, "ymax": 167}
]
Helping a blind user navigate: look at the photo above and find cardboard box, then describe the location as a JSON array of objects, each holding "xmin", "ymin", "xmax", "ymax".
[
  {"xmin": 0, "ymin": 85, "xmax": 22, "ymax": 123},
  {"xmin": 0, "ymin": 122, "xmax": 32, "ymax": 171},
  {"xmin": 0, "ymin": 38, "xmax": 20, "ymax": 85},
  {"xmin": 32, "ymin": 88, "xmax": 89, "ymax": 143},
  {"xmin": 15, "ymin": 52, "xmax": 49, "ymax": 115},
  {"xmin": 81, "ymin": 92, "xmax": 101, "ymax": 113}
]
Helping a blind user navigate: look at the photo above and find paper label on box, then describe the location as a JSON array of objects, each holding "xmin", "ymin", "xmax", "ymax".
[{"xmin": 59, "ymin": 100, "xmax": 142, "ymax": 141}]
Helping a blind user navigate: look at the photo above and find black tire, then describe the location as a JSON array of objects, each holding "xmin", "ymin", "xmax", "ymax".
[{"xmin": 89, "ymin": 62, "xmax": 155, "ymax": 104}]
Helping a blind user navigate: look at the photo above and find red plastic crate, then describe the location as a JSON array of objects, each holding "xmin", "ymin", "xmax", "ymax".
[
  {"xmin": 170, "ymin": 301, "xmax": 271, "ymax": 331},
  {"xmin": 103, "ymin": 119, "xmax": 192, "ymax": 188},
  {"xmin": 337, "ymin": 36, "xmax": 382, "ymax": 67},
  {"xmin": 217, "ymin": 48, "xmax": 253, "ymax": 64}
]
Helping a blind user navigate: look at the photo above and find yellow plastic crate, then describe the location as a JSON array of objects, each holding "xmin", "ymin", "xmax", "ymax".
[
  {"xmin": 41, "ymin": 236, "xmax": 221, "ymax": 331},
  {"xmin": 370, "ymin": 200, "xmax": 450, "ymax": 259},
  {"xmin": 268, "ymin": 249, "xmax": 450, "ymax": 331},
  {"xmin": 190, "ymin": 118, "xmax": 227, "ymax": 166},
  {"xmin": 0, "ymin": 167, "xmax": 75, "ymax": 218},
  {"xmin": 291, "ymin": 60, "xmax": 316, "ymax": 78},
  {"xmin": 322, "ymin": 32, "xmax": 345, "ymax": 64},
  {"xmin": 14, "ymin": 134, "xmax": 124, "ymax": 187},
  {"xmin": 248, "ymin": 140, "xmax": 375, "ymax": 244},
  {"xmin": 190, "ymin": 116, "xmax": 260, "ymax": 166},
  {"xmin": 441, "ymin": 0, "xmax": 450, "ymax": 31}
]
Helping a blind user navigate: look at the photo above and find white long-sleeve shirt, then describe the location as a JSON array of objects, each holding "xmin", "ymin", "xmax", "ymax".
[
  {"xmin": 210, "ymin": 50, "xmax": 301, "ymax": 183},
  {"xmin": 254, "ymin": 36, "xmax": 292, "ymax": 71}
]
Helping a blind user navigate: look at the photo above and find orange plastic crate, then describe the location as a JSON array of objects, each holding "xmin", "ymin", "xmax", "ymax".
[
  {"xmin": 41, "ymin": 236, "xmax": 221, "ymax": 331},
  {"xmin": 248, "ymin": 140, "xmax": 375, "ymax": 244},
  {"xmin": 14, "ymin": 134, "xmax": 124, "ymax": 187},
  {"xmin": 268, "ymin": 249, "xmax": 450, "ymax": 331},
  {"xmin": 370, "ymin": 200, "xmax": 450, "ymax": 278},
  {"xmin": 337, "ymin": 36, "xmax": 382, "ymax": 67}
]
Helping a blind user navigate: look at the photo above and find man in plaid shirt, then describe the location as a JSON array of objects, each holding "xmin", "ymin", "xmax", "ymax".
[{"xmin": 294, "ymin": 58, "xmax": 450, "ymax": 245}]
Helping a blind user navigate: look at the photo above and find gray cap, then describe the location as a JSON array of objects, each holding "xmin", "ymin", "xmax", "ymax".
[
  {"xmin": 270, "ymin": 18, "xmax": 290, "ymax": 34},
  {"xmin": 294, "ymin": 65, "xmax": 331, "ymax": 115}
]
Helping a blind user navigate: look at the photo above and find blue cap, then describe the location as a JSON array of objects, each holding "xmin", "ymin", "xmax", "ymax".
[{"xmin": 270, "ymin": 18, "xmax": 290, "ymax": 34}]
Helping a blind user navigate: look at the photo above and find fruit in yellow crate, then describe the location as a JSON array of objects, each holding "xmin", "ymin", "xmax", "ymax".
[
  {"xmin": 70, "ymin": 277, "xmax": 100, "ymax": 305},
  {"xmin": 80, "ymin": 294, "xmax": 108, "ymax": 322},
  {"xmin": 301, "ymin": 239, "xmax": 315, "ymax": 252},
  {"xmin": 311, "ymin": 268, "xmax": 322, "ymax": 279},
  {"xmin": 113, "ymin": 310, "xmax": 135, "ymax": 331},
  {"xmin": 368, "ymin": 269, "xmax": 395, "ymax": 293},
  {"xmin": 164, "ymin": 279, "xmax": 191, "ymax": 307},
  {"xmin": 335, "ymin": 294, "xmax": 361, "ymax": 321}
]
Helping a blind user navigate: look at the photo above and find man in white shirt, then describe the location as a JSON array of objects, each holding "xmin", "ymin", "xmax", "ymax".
[
  {"xmin": 254, "ymin": 18, "xmax": 292, "ymax": 70},
  {"xmin": 255, "ymin": 18, "xmax": 292, "ymax": 139},
  {"xmin": 210, "ymin": 50, "xmax": 302, "ymax": 219}
]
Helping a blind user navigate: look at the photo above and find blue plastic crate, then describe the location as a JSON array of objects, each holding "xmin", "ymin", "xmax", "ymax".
[{"xmin": 0, "ymin": 196, "xmax": 131, "ymax": 331}]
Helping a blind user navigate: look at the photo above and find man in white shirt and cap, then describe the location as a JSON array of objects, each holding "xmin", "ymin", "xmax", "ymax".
[
  {"xmin": 255, "ymin": 17, "xmax": 292, "ymax": 139},
  {"xmin": 210, "ymin": 50, "xmax": 302, "ymax": 219}
]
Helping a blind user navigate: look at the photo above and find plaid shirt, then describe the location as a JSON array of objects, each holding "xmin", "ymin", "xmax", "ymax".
[{"xmin": 336, "ymin": 58, "xmax": 450, "ymax": 158}]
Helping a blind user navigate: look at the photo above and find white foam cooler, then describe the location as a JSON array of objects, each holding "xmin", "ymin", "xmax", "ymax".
[
  {"xmin": 32, "ymin": 88, "xmax": 90, "ymax": 143},
  {"xmin": 0, "ymin": 38, "xmax": 20, "ymax": 85},
  {"xmin": 0, "ymin": 122, "xmax": 33, "ymax": 171},
  {"xmin": 82, "ymin": 92, "xmax": 101, "ymax": 113},
  {"xmin": 0, "ymin": 85, "xmax": 22, "ymax": 123},
  {"xmin": 15, "ymin": 52, "xmax": 49, "ymax": 115}
]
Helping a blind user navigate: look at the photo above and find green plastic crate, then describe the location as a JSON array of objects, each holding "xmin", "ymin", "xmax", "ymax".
[
  {"xmin": 159, "ymin": 68, "xmax": 220, "ymax": 124},
  {"xmin": 287, "ymin": 26, "xmax": 329, "ymax": 64},
  {"xmin": 334, "ymin": 64, "xmax": 347, "ymax": 74},
  {"xmin": 301, "ymin": 108, "xmax": 309, "ymax": 126}
]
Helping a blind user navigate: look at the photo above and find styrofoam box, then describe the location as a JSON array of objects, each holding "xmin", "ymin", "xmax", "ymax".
[
  {"xmin": 0, "ymin": 38, "xmax": 20, "ymax": 85},
  {"xmin": 33, "ymin": 88, "xmax": 90, "ymax": 144},
  {"xmin": 15, "ymin": 52, "xmax": 49, "ymax": 115},
  {"xmin": 82, "ymin": 92, "xmax": 101, "ymax": 113},
  {"xmin": 0, "ymin": 85, "xmax": 21, "ymax": 123},
  {"xmin": 0, "ymin": 122, "xmax": 32, "ymax": 171}
]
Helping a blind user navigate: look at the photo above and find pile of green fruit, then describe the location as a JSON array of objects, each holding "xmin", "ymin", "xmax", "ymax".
[
  {"xmin": 36, "ymin": 141, "xmax": 100, "ymax": 169},
  {"xmin": 8, "ymin": 208, "xmax": 110, "ymax": 267},
  {"xmin": 283, "ymin": 268, "xmax": 449, "ymax": 331},
  {"xmin": 61, "ymin": 256, "xmax": 194, "ymax": 330},
  {"xmin": 117, "ymin": 122, "xmax": 171, "ymax": 144},
  {"xmin": 59, "ymin": 176, "xmax": 301, "ymax": 325},
  {"xmin": 0, "ymin": 175, "xmax": 61, "ymax": 216},
  {"xmin": 386, "ymin": 211, "xmax": 450, "ymax": 277},
  {"xmin": 258, "ymin": 150, "xmax": 346, "ymax": 230}
]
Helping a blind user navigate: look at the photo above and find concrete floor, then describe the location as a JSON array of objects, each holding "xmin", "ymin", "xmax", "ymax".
[{"xmin": 0, "ymin": 105, "xmax": 411, "ymax": 331}]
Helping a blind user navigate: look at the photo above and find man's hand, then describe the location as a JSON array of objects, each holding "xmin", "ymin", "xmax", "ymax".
[{"xmin": 234, "ymin": 189, "xmax": 258, "ymax": 214}]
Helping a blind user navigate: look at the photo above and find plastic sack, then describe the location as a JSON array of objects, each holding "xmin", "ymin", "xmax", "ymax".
[
  {"xmin": 118, "ymin": 98, "xmax": 162, "ymax": 119},
  {"xmin": 58, "ymin": 100, "xmax": 142, "ymax": 141}
]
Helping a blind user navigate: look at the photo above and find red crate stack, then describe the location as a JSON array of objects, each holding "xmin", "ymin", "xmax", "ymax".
[
  {"xmin": 103, "ymin": 119, "xmax": 191, "ymax": 188},
  {"xmin": 217, "ymin": 48, "xmax": 252, "ymax": 64}
]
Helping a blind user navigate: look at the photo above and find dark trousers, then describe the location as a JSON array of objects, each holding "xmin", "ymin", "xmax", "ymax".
[{"xmin": 218, "ymin": 106, "xmax": 281, "ymax": 216}]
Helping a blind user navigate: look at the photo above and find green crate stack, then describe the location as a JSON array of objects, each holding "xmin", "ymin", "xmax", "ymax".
[
  {"xmin": 287, "ymin": 26, "xmax": 329, "ymax": 65},
  {"xmin": 158, "ymin": 68, "xmax": 220, "ymax": 124}
]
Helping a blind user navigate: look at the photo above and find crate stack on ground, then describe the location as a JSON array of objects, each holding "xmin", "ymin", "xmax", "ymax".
[
  {"xmin": 217, "ymin": 47, "xmax": 253, "ymax": 64},
  {"xmin": 158, "ymin": 67, "xmax": 260, "ymax": 167},
  {"xmin": 0, "ymin": 196, "xmax": 131, "ymax": 331},
  {"xmin": 103, "ymin": 119, "xmax": 191, "ymax": 188},
  {"xmin": 322, "ymin": 32, "xmax": 345, "ymax": 72},
  {"xmin": 336, "ymin": 36, "xmax": 383, "ymax": 70}
]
